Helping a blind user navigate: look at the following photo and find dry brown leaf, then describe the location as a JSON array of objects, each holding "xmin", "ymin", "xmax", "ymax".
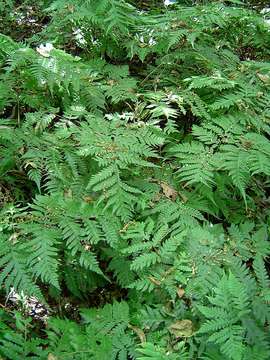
[
  {"xmin": 177, "ymin": 287, "xmax": 185, "ymax": 298},
  {"xmin": 148, "ymin": 276, "xmax": 161, "ymax": 286},
  {"xmin": 168, "ymin": 319, "xmax": 193, "ymax": 338},
  {"xmin": 129, "ymin": 325, "xmax": 146, "ymax": 343},
  {"xmin": 160, "ymin": 182, "xmax": 178, "ymax": 201},
  {"xmin": 64, "ymin": 189, "xmax": 73, "ymax": 198},
  {"xmin": 83, "ymin": 196, "xmax": 93, "ymax": 203},
  {"xmin": 257, "ymin": 73, "xmax": 270, "ymax": 84},
  {"xmin": 48, "ymin": 354, "xmax": 58, "ymax": 360}
]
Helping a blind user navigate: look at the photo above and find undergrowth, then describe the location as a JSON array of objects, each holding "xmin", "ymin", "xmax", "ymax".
[{"xmin": 0, "ymin": 0, "xmax": 270, "ymax": 359}]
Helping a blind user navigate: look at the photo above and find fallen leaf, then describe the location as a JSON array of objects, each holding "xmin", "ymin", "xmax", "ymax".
[
  {"xmin": 148, "ymin": 276, "xmax": 161, "ymax": 286},
  {"xmin": 160, "ymin": 182, "xmax": 178, "ymax": 201},
  {"xmin": 168, "ymin": 319, "xmax": 193, "ymax": 338},
  {"xmin": 64, "ymin": 189, "xmax": 73, "ymax": 198},
  {"xmin": 83, "ymin": 196, "xmax": 93, "ymax": 203},
  {"xmin": 48, "ymin": 354, "xmax": 58, "ymax": 360},
  {"xmin": 257, "ymin": 73, "xmax": 270, "ymax": 84},
  {"xmin": 177, "ymin": 287, "xmax": 185, "ymax": 298},
  {"xmin": 129, "ymin": 325, "xmax": 146, "ymax": 343}
]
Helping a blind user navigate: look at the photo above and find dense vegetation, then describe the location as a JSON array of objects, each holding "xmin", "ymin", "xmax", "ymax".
[{"xmin": 0, "ymin": 0, "xmax": 270, "ymax": 358}]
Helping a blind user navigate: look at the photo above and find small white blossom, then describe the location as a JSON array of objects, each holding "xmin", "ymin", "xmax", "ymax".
[
  {"xmin": 91, "ymin": 37, "xmax": 99, "ymax": 45},
  {"xmin": 105, "ymin": 114, "xmax": 114, "ymax": 120},
  {"xmin": 73, "ymin": 28, "xmax": 82, "ymax": 36},
  {"xmin": 6, "ymin": 287, "xmax": 27, "ymax": 305},
  {"xmin": 73, "ymin": 28, "xmax": 87, "ymax": 45},
  {"xmin": 119, "ymin": 112, "xmax": 134, "ymax": 120},
  {"xmin": 135, "ymin": 32, "xmax": 156, "ymax": 47},
  {"xmin": 137, "ymin": 10, "xmax": 146, "ymax": 15},
  {"xmin": 40, "ymin": 57, "xmax": 57, "ymax": 73},
  {"xmin": 36, "ymin": 43, "xmax": 54, "ymax": 57},
  {"xmin": 15, "ymin": 13, "xmax": 25, "ymax": 25},
  {"xmin": 167, "ymin": 94, "xmax": 179, "ymax": 102},
  {"xmin": 164, "ymin": 0, "xmax": 175, "ymax": 6},
  {"xmin": 261, "ymin": 8, "xmax": 270, "ymax": 15},
  {"xmin": 6, "ymin": 287, "xmax": 49, "ymax": 321},
  {"xmin": 148, "ymin": 37, "xmax": 156, "ymax": 46}
]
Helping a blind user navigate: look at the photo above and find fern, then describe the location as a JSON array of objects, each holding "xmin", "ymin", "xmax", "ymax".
[
  {"xmin": 137, "ymin": 342, "xmax": 181, "ymax": 360},
  {"xmin": 169, "ymin": 142, "xmax": 217, "ymax": 187},
  {"xmin": 0, "ymin": 1, "xmax": 270, "ymax": 359},
  {"xmin": 24, "ymin": 227, "xmax": 60, "ymax": 288},
  {"xmin": 0, "ymin": 234, "xmax": 42, "ymax": 299},
  {"xmin": 81, "ymin": 301, "xmax": 135, "ymax": 359},
  {"xmin": 198, "ymin": 272, "xmax": 252, "ymax": 360},
  {"xmin": 221, "ymin": 145, "xmax": 250, "ymax": 201},
  {"xmin": 0, "ymin": 312, "xmax": 46, "ymax": 360}
]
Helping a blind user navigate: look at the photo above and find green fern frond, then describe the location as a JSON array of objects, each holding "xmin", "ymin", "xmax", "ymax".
[
  {"xmin": 220, "ymin": 145, "xmax": 250, "ymax": 200},
  {"xmin": 253, "ymin": 256, "xmax": 270, "ymax": 290},
  {"xmin": 0, "ymin": 235, "xmax": 42, "ymax": 298},
  {"xmin": 60, "ymin": 219, "xmax": 83, "ymax": 256},
  {"xmin": 130, "ymin": 253, "xmax": 160, "ymax": 271},
  {"xmin": 137, "ymin": 342, "xmax": 180, "ymax": 360},
  {"xmin": 170, "ymin": 142, "xmax": 217, "ymax": 187},
  {"xmin": 24, "ymin": 227, "xmax": 60, "ymax": 288}
]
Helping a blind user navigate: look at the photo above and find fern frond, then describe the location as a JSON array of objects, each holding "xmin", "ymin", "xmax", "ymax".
[
  {"xmin": 137, "ymin": 342, "xmax": 180, "ymax": 360},
  {"xmin": 130, "ymin": 253, "xmax": 160, "ymax": 271},
  {"xmin": 0, "ymin": 235, "xmax": 42, "ymax": 298},
  {"xmin": 253, "ymin": 256, "xmax": 270, "ymax": 290},
  {"xmin": 24, "ymin": 227, "xmax": 60, "ymax": 288},
  {"xmin": 220, "ymin": 145, "xmax": 250, "ymax": 200},
  {"xmin": 60, "ymin": 219, "xmax": 83, "ymax": 256},
  {"xmin": 170, "ymin": 142, "xmax": 217, "ymax": 187}
]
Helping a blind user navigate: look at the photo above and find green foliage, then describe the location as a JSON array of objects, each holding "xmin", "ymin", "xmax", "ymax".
[{"xmin": 0, "ymin": 0, "xmax": 270, "ymax": 359}]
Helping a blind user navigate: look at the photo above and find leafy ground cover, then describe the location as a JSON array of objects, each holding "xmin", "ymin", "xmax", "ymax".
[{"xmin": 0, "ymin": 0, "xmax": 270, "ymax": 359}]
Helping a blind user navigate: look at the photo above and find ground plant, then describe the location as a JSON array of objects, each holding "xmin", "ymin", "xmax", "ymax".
[{"xmin": 0, "ymin": 0, "xmax": 270, "ymax": 359}]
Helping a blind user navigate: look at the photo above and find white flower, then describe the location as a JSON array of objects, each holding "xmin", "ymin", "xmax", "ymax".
[
  {"xmin": 36, "ymin": 43, "xmax": 54, "ymax": 57},
  {"xmin": 40, "ymin": 57, "xmax": 57, "ymax": 73},
  {"xmin": 167, "ymin": 94, "xmax": 179, "ymax": 102},
  {"xmin": 261, "ymin": 8, "xmax": 270, "ymax": 15},
  {"xmin": 164, "ymin": 0, "xmax": 175, "ymax": 6},
  {"xmin": 91, "ymin": 38, "xmax": 99, "ymax": 45},
  {"xmin": 139, "ymin": 35, "xmax": 145, "ymax": 43},
  {"xmin": 7, "ymin": 287, "xmax": 49, "ymax": 321},
  {"xmin": 148, "ymin": 37, "xmax": 157, "ymax": 46},
  {"xmin": 73, "ymin": 28, "xmax": 87, "ymax": 45},
  {"xmin": 7, "ymin": 287, "xmax": 27, "ymax": 304},
  {"xmin": 105, "ymin": 114, "xmax": 114, "ymax": 120},
  {"xmin": 73, "ymin": 28, "xmax": 82, "ymax": 36},
  {"xmin": 119, "ymin": 112, "xmax": 134, "ymax": 120}
]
